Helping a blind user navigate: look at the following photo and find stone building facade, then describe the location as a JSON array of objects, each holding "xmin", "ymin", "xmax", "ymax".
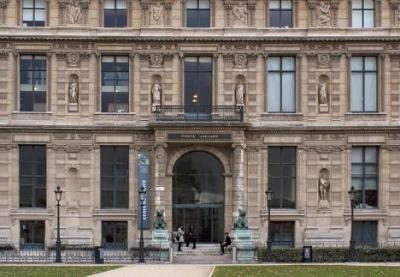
[{"xmin": 0, "ymin": 0, "xmax": 399, "ymax": 250}]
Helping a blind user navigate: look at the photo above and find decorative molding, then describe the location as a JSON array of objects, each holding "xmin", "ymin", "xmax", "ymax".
[
  {"xmin": 302, "ymin": 145, "xmax": 346, "ymax": 153},
  {"xmin": 390, "ymin": 0, "xmax": 400, "ymax": 26}
]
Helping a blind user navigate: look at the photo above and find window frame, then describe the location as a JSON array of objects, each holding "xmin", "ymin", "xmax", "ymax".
[
  {"xmin": 186, "ymin": 0, "xmax": 211, "ymax": 28},
  {"xmin": 20, "ymin": 220, "xmax": 45, "ymax": 249},
  {"xmin": 268, "ymin": 0, "xmax": 293, "ymax": 28},
  {"xmin": 103, "ymin": 0, "xmax": 128, "ymax": 28},
  {"xmin": 351, "ymin": 146, "xmax": 379, "ymax": 209},
  {"xmin": 353, "ymin": 221, "xmax": 378, "ymax": 247},
  {"xmin": 19, "ymin": 145, "xmax": 47, "ymax": 208},
  {"xmin": 101, "ymin": 221, "xmax": 128, "ymax": 249},
  {"xmin": 351, "ymin": 0, "xmax": 375, "ymax": 28},
  {"xmin": 350, "ymin": 56, "xmax": 378, "ymax": 113},
  {"xmin": 100, "ymin": 146, "xmax": 129, "ymax": 209},
  {"xmin": 22, "ymin": 0, "xmax": 46, "ymax": 27},
  {"xmin": 270, "ymin": 221, "xmax": 295, "ymax": 248}
]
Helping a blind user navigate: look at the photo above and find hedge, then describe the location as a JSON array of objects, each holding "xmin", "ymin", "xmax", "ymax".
[{"xmin": 257, "ymin": 247, "xmax": 400, "ymax": 263}]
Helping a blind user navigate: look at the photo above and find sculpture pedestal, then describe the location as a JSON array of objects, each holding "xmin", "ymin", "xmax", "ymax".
[
  {"xmin": 233, "ymin": 229, "xmax": 254, "ymax": 262},
  {"xmin": 319, "ymin": 199, "xmax": 330, "ymax": 209},
  {"xmin": 68, "ymin": 103, "xmax": 78, "ymax": 112},
  {"xmin": 319, "ymin": 104, "xmax": 329, "ymax": 113},
  {"xmin": 150, "ymin": 229, "xmax": 170, "ymax": 262}
]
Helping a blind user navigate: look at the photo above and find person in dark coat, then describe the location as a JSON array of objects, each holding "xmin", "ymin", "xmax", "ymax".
[
  {"xmin": 220, "ymin": 232, "xmax": 232, "ymax": 254},
  {"xmin": 187, "ymin": 224, "xmax": 197, "ymax": 249}
]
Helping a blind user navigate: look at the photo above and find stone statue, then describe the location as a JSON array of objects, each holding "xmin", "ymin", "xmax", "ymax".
[
  {"xmin": 318, "ymin": 82, "xmax": 328, "ymax": 105},
  {"xmin": 235, "ymin": 81, "xmax": 245, "ymax": 106},
  {"xmin": 153, "ymin": 208, "xmax": 167, "ymax": 230},
  {"xmin": 317, "ymin": 1, "xmax": 331, "ymax": 27},
  {"xmin": 151, "ymin": 78, "xmax": 162, "ymax": 112},
  {"xmin": 319, "ymin": 169, "xmax": 330, "ymax": 201},
  {"xmin": 232, "ymin": 2, "xmax": 248, "ymax": 26},
  {"xmin": 233, "ymin": 209, "xmax": 248, "ymax": 229},
  {"xmin": 69, "ymin": 77, "xmax": 79, "ymax": 104},
  {"xmin": 67, "ymin": 0, "xmax": 82, "ymax": 24},
  {"xmin": 150, "ymin": 3, "xmax": 163, "ymax": 25}
]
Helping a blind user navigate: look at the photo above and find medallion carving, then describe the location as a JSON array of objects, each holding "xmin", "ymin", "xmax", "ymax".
[
  {"xmin": 233, "ymin": 54, "xmax": 248, "ymax": 68},
  {"xmin": 149, "ymin": 53, "xmax": 164, "ymax": 68}
]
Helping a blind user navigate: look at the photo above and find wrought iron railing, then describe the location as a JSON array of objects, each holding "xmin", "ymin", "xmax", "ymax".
[{"xmin": 155, "ymin": 105, "xmax": 244, "ymax": 122}]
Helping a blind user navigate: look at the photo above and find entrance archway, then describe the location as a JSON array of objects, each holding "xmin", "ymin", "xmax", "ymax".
[{"xmin": 172, "ymin": 151, "xmax": 224, "ymax": 243}]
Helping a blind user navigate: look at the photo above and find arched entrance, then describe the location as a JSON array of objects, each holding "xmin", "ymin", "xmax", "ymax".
[{"xmin": 172, "ymin": 151, "xmax": 224, "ymax": 243}]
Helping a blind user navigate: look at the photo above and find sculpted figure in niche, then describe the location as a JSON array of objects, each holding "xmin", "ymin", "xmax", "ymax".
[
  {"xmin": 319, "ymin": 169, "xmax": 330, "ymax": 201},
  {"xmin": 317, "ymin": 0, "xmax": 331, "ymax": 27},
  {"xmin": 69, "ymin": 76, "xmax": 79, "ymax": 104},
  {"xmin": 150, "ymin": 3, "xmax": 163, "ymax": 25},
  {"xmin": 235, "ymin": 80, "xmax": 245, "ymax": 106},
  {"xmin": 151, "ymin": 78, "xmax": 162, "ymax": 112},
  {"xmin": 318, "ymin": 82, "xmax": 328, "ymax": 105},
  {"xmin": 67, "ymin": 0, "xmax": 82, "ymax": 24},
  {"xmin": 232, "ymin": 2, "xmax": 248, "ymax": 26}
]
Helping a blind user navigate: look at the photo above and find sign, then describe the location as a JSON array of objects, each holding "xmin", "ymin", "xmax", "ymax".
[
  {"xmin": 137, "ymin": 151, "xmax": 150, "ymax": 230},
  {"xmin": 167, "ymin": 133, "xmax": 232, "ymax": 141}
]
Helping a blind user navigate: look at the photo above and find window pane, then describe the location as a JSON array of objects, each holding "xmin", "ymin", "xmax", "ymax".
[
  {"xmin": 352, "ymin": 147, "xmax": 363, "ymax": 163},
  {"xmin": 281, "ymin": 11, "xmax": 292, "ymax": 27},
  {"xmin": 268, "ymin": 72, "xmax": 281, "ymax": 112},
  {"xmin": 35, "ymin": 0, "xmax": 46, "ymax": 9},
  {"xmin": 116, "ymin": 0, "xmax": 127, "ymax": 9},
  {"xmin": 351, "ymin": 57, "xmax": 363, "ymax": 71},
  {"xmin": 281, "ymin": 0, "xmax": 292, "ymax": 9},
  {"xmin": 364, "ymin": 0, "xmax": 374, "ymax": 9},
  {"xmin": 282, "ymin": 57, "xmax": 294, "ymax": 71},
  {"xmin": 363, "ymin": 10, "xmax": 374, "ymax": 27},
  {"xmin": 351, "ymin": 73, "xmax": 363, "ymax": 112},
  {"xmin": 187, "ymin": 0, "xmax": 198, "ymax": 9},
  {"xmin": 282, "ymin": 178, "xmax": 295, "ymax": 208},
  {"xmin": 23, "ymin": 0, "xmax": 34, "ymax": 8},
  {"xmin": 352, "ymin": 10, "xmax": 363, "ymax": 28},
  {"xmin": 116, "ymin": 10, "xmax": 127, "ymax": 27},
  {"xmin": 352, "ymin": 165, "xmax": 363, "ymax": 175},
  {"xmin": 269, "ymin": 11, "xmax": 280, "ymax": 27},
  {"xmin": 199, "ymin": 0, "xmax": 210, "ymax": 9},
  {"xmin": 365, "ymin": 147, "xmax": 377, "ymax": 162},
  {"xmin": 268, "ymin": 57, "xmax": 280, "ymax": 71},
  {"xmin": 197, "ymin": 10, "xmax": 210, "ymax": 27},
  {"xmin": 186, "ymin": 10, "xmax": 197, "ymax": 27},
  {"xmin": 104, "ymin": 0, "xmax": 116, "ymax": 9},
  {"xmin": 364, "ymin": 57, "xmax": 376, "ymax": 71},
  {"xmin": 282, "ymin": 73, "xmax": 295, "ymax": 112},
  {"xmin": 104, "ymin": 11, "xmax": 115, "ymax": 27},
  {"xmin": 364, "ymin": 72, "xmax": 377, "ymax": 112},
  {"xmin": 23, "ymin": 10, "xmax": 33, "ymax": 21},
  {"xmin": 352, "ymin": 0, "xmax": 362, "ymax": 9}
]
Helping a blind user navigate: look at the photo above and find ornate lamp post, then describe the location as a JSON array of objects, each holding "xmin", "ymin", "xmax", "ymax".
[
  {"xmin": 348, "ymin": 186, "xmax": 356, "ymax": 261},
  {"xmin": 265, "ymin": 188, "xmax": 273, "ymax": 262},
  {"xmin": 138, "ymin": 185, "xmax": 147, "ymax": 263},
  {"xmin": 54, "ymin": 186, "xmax": 63, "ymax": 263}
]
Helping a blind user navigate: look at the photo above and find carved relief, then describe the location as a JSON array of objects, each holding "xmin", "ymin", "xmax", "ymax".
[
  {"xmin": 317, "ymin": 53, "xmax": 331, "ymax": 68},
  {"xmin": 308, "ymin": 0, "xmax": 339, "ymax": 27},
  {"xmin": 224, "ymin": 0, "xmax": 255, "ymax": 27},
  {"xmin": 233, "ymin": 54, "xmax": 248, "ymax": 68},
  {"xmin": 390, "ymin": 0, "xmax": 400, "ymax": 26},
  {"xmin": 141, "ymin": 0, "xmax": 173, "ymax": 27},
  {"xmin": 151, "ymin": 75, "xmax": 162, "ymax": 112},
  {"xmin": 149, "ymin": 53, "xmax": 164, "ymax": 68},
  {"xmin": 150, "ymin": 3, "xmax": 164, "ymax": 26},
  {"xmin": 235, "ymin": 75, "xmax": 246, "ymax": 107},
  {"xmin": 318, "ymin": 168, "xmax": 330, "ymax": 209},
  {"xmin": 58, "ymin": 0, "xmax": 91, "ymax": 26},
  {"xmin": 68, "ymin": 74, "xmax": 79, "ymax": 112},
  {"xmin": 232, "ymin": 2, "xmax": 248, "ymax": 26}
]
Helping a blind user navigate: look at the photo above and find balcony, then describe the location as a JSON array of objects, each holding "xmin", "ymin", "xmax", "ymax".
[{"xmin": 155, "ymin": 105, "xmax": 244, "ymax": 122}]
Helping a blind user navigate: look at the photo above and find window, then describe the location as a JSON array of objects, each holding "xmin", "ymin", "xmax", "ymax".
[
  {"xmin": 102, "ymin": 221, "xmax": 128, "ymax": 249},
  {"xmin": 104, "ymin": 0, "xmax": 127, "ymax": 27},
  {"xmin": 101, "ymin": 146, "xmax": 129, "ymax": 208},
  {"xmin": 268, "ymin": 147, "xmax": 296, "ymax": 208},
  {"xmin": 353, "ymin": 221, "xmax": 377, "ymax": 247},
  {"xmin": 20, "ymin": 55, "xmax": 47, "ymax": 112},
  {"xmin": 20, "ymin": 220, "xmax": 45, "ymax": 249},
  {"xmin": 19, "ymin": 145, "xmax": 46, "ymax": 208},
  {"xmin": 351, "ymin": 146, "xmax": 378, "ymax": 208},
  {"xmin": 22, "ymin": 0, "xmax": 46, "ymax": 27},
  {"xmin": 270, "ymin": 221, "xmax": 294, "ymax": 248},
  {"xmin": 352, "ymin": 0, "xmax": 374, "ymax": 28},
  {"xmin": 267, "ymin": 57, "xmax": 295, "ymax": 112},
  {"xmin": 269, "ymin": 0, "xmax": 292, "ymax": 27},
  {"xmin": 351, "ymin": 57, "xmax": 377, "ymax": 112},
  {"xmin": 186, "ymin": 0, "xmax": 210, "ymax": 27},
  {"xmin": 101, "ymin": 56, "xmax": 129, "ymax": 113}
]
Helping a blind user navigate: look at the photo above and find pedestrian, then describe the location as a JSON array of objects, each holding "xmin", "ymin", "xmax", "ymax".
[
  {"xmin": 188, "ymin": 224, "xmax": 197, "ymax": 249},
  {"xmin": 220, "ymin": 232, "xmax": 232, "ymax": 255},
  {"xmin": 177, "ymin": 226, "xmax": 184, "ymax": 252}
]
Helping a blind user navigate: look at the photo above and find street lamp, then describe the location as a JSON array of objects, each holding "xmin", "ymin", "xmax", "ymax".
[
  {"xmin": 54, "ymin": 185, "xmax": 63, "ymax": 263},
  {"xmin": 265, "ymin": 188, "xmax": 273, "ymax": 262},
  {"xmin": 138, "ymin": 185, "xmax": 147, "ymax": 263},
  {"xmin": 348, "ymin": 186, "xmax": 356, "ymax": 261}
]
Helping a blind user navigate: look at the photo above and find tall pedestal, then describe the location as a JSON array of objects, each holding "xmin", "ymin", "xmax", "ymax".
[{"xmin": 233, "ymin": 229, "xmax": 254, "ymax": 262}]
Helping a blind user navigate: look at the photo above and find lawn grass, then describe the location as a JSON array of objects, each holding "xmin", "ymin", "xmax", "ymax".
[
  {"xmin": 0, "ymin": 265, "xmax": 120, "ymax": 277},
  {"xmin": 213, "ymin": 265, "xmax": 400, "ymax": 277}
]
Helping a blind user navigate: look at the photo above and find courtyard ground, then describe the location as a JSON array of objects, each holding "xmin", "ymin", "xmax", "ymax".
[{"xmin": 0, "ymin": 265, "xmax": 120, "ymax": 277}]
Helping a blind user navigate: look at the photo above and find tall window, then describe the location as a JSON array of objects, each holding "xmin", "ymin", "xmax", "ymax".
[
  {"xmin": 267, "ymin": 57, "xmax": 295, "ymax": 112},
  {"xmin": 351, "ymin": 57, "xmax": 377, "ymax": 112},
  {"xmin": 104, "ymin": 0, "xmax": 127, "ymax": 27},
  {"xmin": 351, "ymin": 146, "xmax": 378, "ymax": 208},
  {"xmin": 102, "ymin": 221, "xmax": 128, "ymax": 249},
  {"xmin": 22, "ymin": 0, "xmax": 46, "ymax": 26},
  {"xmin": 101, "ymin": 56, "xmax": 129, "ymax": 113},
  {"xmin": 270, "ymin": 222, "xmax": 295, "ymax": 248},
  {"xmin": 101, "ymin": 146, "xmax": 129, "ymax": 208},
  {"xmin": 352, "ymin": 0, "xmax": 375, "ymax": 28},
  {"xmin": 20, "ymin": 220, "xmax": 45, "ymax": 249},
  {"xmin": 19, "ymin": 145, "xmax": 46, "ymax": 208},
  {"xmin": 20, "ymin": 55, "xmax": 47, "ymax": 112},
  {"xmin": 269, "ymin": 0, "xmax": 292, "ymax": 27},
  {"xmin": 268, "ymin": 147, "xmax": 296, "ymax": 208},
  {"xmin": 186, "ymin": 0, "xmax": 210, "ymax": 27},
  {"xmin": 353, "ymin": 221, "xmax": 377, "ymax": 247}
]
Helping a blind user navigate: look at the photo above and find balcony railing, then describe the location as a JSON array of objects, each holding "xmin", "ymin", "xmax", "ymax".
[{"xmin": 155, "ymin": 105, "xmax": 244, "ymax": 122}]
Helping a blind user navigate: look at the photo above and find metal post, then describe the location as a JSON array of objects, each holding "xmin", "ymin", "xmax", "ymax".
[
  {"xmin": 54, "ymin": 186, "xmax": 62, "ymax": 263},
  {"xmin": 139, "ymin": 190, "xmax": 145, "ymax": 263},
  {"xmin": 267, "ymin": 197, "xmax": 272, "ymax": 262},
  {"xmin": 349, "ymin": 201, "xmax": 355, "ymax": 261}
]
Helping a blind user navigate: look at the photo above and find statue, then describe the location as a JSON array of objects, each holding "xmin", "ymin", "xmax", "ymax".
[
  {"xmin": 318, "ymin": 82, "xmax": 328, "ymax": 105},
  {"xmin": 319, "ymin": 169, "xmax": 330, "ymax": 201},
  {"xmin": 69, "ymin": 76, "xmax": 79, "ymax": 104},
  {"xmin": 235, "ymin": 81, "xmax": 245, "ymax": 106},
  {"xmin": 153, "ymin": 208, "xmax": 167, "ymax": 230},
  {"xmin": 232, "ymin": 2, "xmax": 248, "ymax": 26},
  {"xmin": 150, "ymin": 3, "xmax": 163, "ymax": 25},
  {"xmin": 67, "ymin": 0, "xmax": 82, "ymax": 24},
  {"xmin": 151, "ymin": 78, "xmax": 162, "ymax": 112},
  {"xmin": 233, "ymin": 209, "xmax": 248, "ymax": 229},
  {"xmin": 317, "ymin": 1, "xmax": 331, "ymax": 27}
]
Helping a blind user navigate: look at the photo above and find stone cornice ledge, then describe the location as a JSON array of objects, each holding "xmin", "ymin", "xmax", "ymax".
[{"xmin": 260, "ymin": 208, "xmax": 305, "ymax": 220}]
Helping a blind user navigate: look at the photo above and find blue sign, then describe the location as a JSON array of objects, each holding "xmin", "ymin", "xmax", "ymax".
[{"xmin": 137, "ymin": 151, "xmax": 150, "ymax": 230}]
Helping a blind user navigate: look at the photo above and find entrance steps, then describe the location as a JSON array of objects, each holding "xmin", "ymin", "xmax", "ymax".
[{"xmin": 173, "ymin": 243, "xmax": 232, "ymax": 264}]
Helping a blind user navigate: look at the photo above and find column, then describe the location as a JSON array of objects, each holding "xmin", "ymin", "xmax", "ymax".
[
  {"xmin": 171, "ymin": 53, "xmax": 181, "ymax": 105},
  {"xmin": 133, "ymin": 54, "xmax": 141, "ymax": 113},
  {"xmin": 232, "ymin": 144, "xmax": 246, "ymax": 216},
  {"xmin": 49, "ymin": 52, "xmax": 57, "ymax": 112},
  {"xmin": 216, "ymin": 54, "xmax": 224, "ymax": 105},
  {"xmin": 154, "ymin": 143, "xmax": 167, "ymax": 209},
  {"xmin": 255, "ymin": 53, "xmax": 264, "ymax": 114}
]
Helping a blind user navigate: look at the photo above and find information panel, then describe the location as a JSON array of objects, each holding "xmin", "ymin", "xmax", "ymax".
[{"xmin": 137, "ymin": 151, "xmax": 150, "ymax": 230}]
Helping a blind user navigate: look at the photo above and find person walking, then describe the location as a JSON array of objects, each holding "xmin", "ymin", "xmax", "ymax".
[
  {"xmin": 177, "ymin": 226, "xmax": 185, "ymax": 252},
  {"xmin": 220, "ymin": 232, "xmax": 232, "ymax": 255},
  {"xmin": 188, "ymin": 224, "xmax": 197, "ymax": 249}
]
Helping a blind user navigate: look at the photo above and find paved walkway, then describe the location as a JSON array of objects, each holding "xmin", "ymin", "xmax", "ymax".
[{"xmin": 89, "ymin": 264, "xmax": 215, "ymax": 277}]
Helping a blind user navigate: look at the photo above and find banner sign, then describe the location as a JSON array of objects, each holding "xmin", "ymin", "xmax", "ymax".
[
  {"xmin": 137, "ymin": 151, "xmax": 150, "ymax": 230},
  {"xmin": 167, "ymin": 133, "xmax": 232, "ymax": 141}
]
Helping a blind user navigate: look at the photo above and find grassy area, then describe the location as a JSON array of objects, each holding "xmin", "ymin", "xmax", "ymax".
[
  {"xmin": 213, "ymin": 265, "xmax": 400, "ymax": 277},
  {"xmin": 0, "ymin": 266, "xmax": 120, "ymax": 277}
]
